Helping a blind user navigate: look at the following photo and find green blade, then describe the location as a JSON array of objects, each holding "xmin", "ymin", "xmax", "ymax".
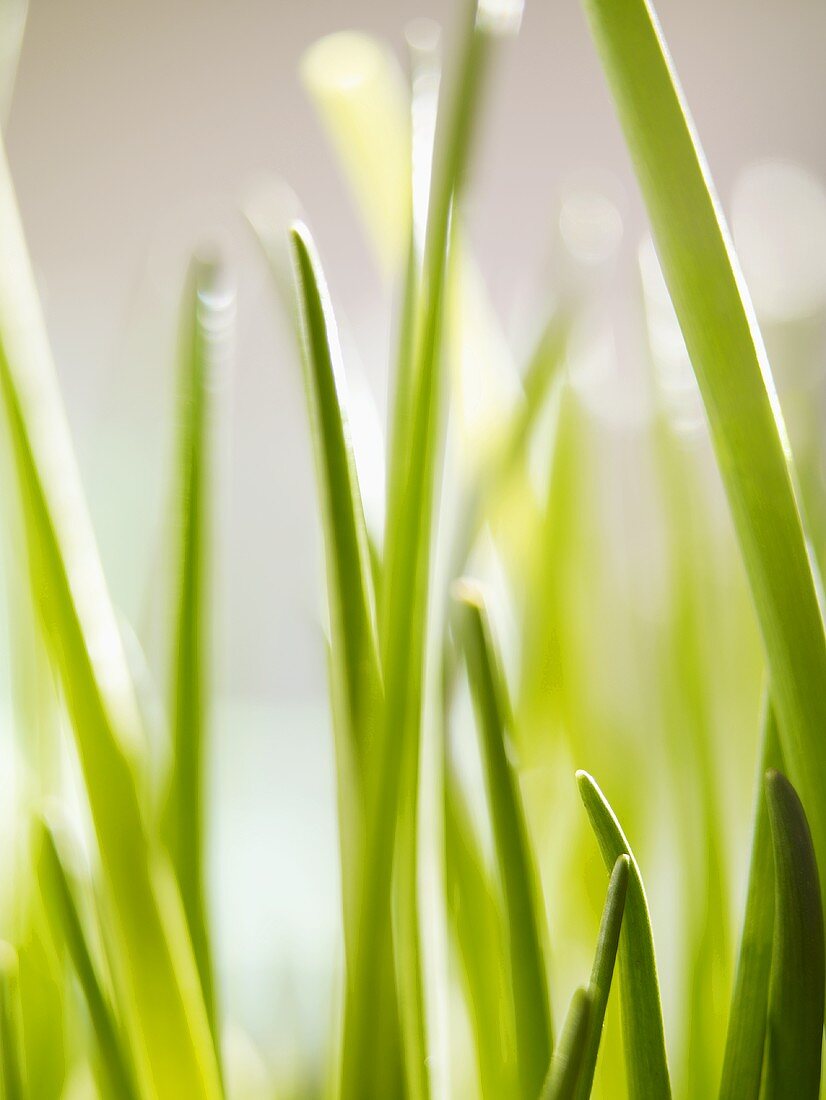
[
  {"xmin": 761, "ymin": 769, "xmax": 825, "ymax": 1099},
  {"xmin": 575, "ymin": 855, "xmax": 630, "ymax": 1100},
  {"xmin": 35, "ymin": 820, "xmax": 139, "ymax": 1100},
  {"xmin": 540, "ymin": 989, "xmax": 591, "ymax": 1100},
  {"xmin": 576, "ymin": 771, "xmax": 671, "ymax": 1099},
  {"xmin": 163, "ymin": 257, "xmax": 230, "ymax": 1062},
  {"xmin": 288, "ymin": 223, "xmax": 404, "ymax": 1098},
  {"xmin": 455, "ymin": 582, "xmax": 552, "ymax": 1100},
  {"xmin": 444, "ymin": 762, "xmax": 517, "ymax": 1100},
  {"xmin": 341, "ymin": 4, "xmax": 521, "ymax": 1097},
  {"xmin": 288, "ymin": 221, "xmax": 383, "ymax": 949},
  {"xmin": 289, "ymin": 221, "xmax": 382, "ymax": 781},
  {"xmin": 0, "ymin": 944, "xmax": 25, "ymax": 1100},
  {"xmin": 578, "ymin": 0, "xmax": 826, "ymax": 904},
  {"xmin": 719, "ymin": 701, "xmax": 782, "ymax": 1100},
  {"xmin": 0, "ymin": 134, "xmax": 220, "ymax": 1099}
]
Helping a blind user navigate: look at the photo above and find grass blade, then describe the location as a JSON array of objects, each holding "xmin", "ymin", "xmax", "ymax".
[
  {"xmin": 35, "ymin": 820, "xmax": 139, "ymax": 1100},
  {"xmin": 0, "ymin": 134, "xmax": 220, "ymax": 1098},
  {"xmin": 289, "ymin": 223, "xmax": 405, "ymax": 1097},
  {"xmin": 761, "ymin": 769, "xmax": 825, "ymax": 1099},
  {"xmin": 289, "ymin": 222, "xmax": 382, "ymax": 778},
  {"xmin": 163, "ymin": 257, "xmax": 230, "ymax": 1061},
  {"xmin": 577, "ymin": 0, "xmax": 826, "ymax": 900},
  {"xmin": 540, "ymin": 988, "xmax": 591, "ymax": 1100},
  {"xmin": 719, "ymin": 701, "xmax": 782, "ymax": 1100},
  {"xmin": 455, "ymin": 581, "xmax": 552, "ymax": 1100},
  {"xmin": 341, "ymin": 4, "xmax": 521, "ymax": 1096},
  {"xmin": 0, "ymin": 944, "xmax": 25, "ymax": 1100},
  {"xmin": 576, "ymin": 771, "xmax": 671, "ymax": 1099},
  {"xmin": 575, "ymin": 855, "xmax": 630, "ymax": 1100},
  {"xmin": 444, "ymin": 762, "xmax": 517, "ymax": 1099}
]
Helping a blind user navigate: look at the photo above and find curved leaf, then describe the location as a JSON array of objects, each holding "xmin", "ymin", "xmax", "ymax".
[
  {"xmin": 578, "ymin": 0, "xmax": 826, "ymax": 909},
  {"xmin": 455, "ymin": 582, "xmax": 552, "ymax": 1099},
  {"xmin": 289, "ymin": 222, "xmax": 382, "ymax": 772},
  {"xmin": 577, "ymin": 771, "xmax": 671, "ymax": 1099},
  {"xmin": 289, "ymin": 223, "xmax": 404, "ymax": 1099}
]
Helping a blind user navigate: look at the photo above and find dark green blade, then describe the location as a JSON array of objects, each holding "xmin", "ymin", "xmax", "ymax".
[
  {"xmin": 289, "ymin": 223, "xmax": 403, "ymax": 1098},
  {"xmin": 575, "ymin": 855, "xmax": 630, "ymax": 1100},
  {"xmin": 761, "ymin": 770, "xmax": 825, "ymax": 1099},
  {"xmin": 541, "ymin": 989, "xmax": 591, "ymax": 1100},
  {"xmin": 577, "ymin": 771, "xmax": 671, "ymax": 1099},
  {"xmin": 289, "ymin": 223, "xmax": 382, "ymax": 776},
  {"xmin": 455, "ymin": 583, "xmax": 552, "ymax": 1099},
  {"xmin": 35, "ymin": 821, "xmax": 139, "ymax": 1100},
  {"xmin": 719, "ymin": 701, "xmax": 782, "ymax": 1100},
  {"xmin": 577, "ymin": 0, "xmax": 826, "ymax": 908}
]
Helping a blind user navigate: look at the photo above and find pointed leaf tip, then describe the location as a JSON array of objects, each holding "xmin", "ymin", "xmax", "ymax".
[
  {"xmin": 762, "ymin": 768, "xmax": 825, "ymax": 1099},
  {"xmin": 576, "ymin": 770, "xmax": 671, "ymax": 1099},
  {"xmin": 541, "ymin": 988, "xmax": 592, "ymax": 1100}
]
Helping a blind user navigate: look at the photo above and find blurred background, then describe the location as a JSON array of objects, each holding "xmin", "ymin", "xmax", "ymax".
[{"xmin": 4, "ymin": 0, "xmax": 826, "ymax": 1089}]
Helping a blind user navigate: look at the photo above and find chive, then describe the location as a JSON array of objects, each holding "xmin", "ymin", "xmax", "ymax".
[
  {"xmin": 761, "ymin": 770, "xmax": 825, "ymax": 1099},
  {"xmin": 163, "ymin": 256, "xmax": 229, "ymax": 1067},
  {"xmin": 455, "ymin": 582, "xmax": 552, "ymax": 1100},
  {"xmin": 719, "ymin": 700, "xmax": 783, "ymax": 1100},
  {"xmin": 540, "ymin": 989, "xmax": 591, "ymax": 1100},
  {"xmin": 289, "ymin": 223, "xmax": 404, "ymax": 1098},
  {"xmin": 578, "ymin": 0, "xmax": 826, "ymax": 904},
  {"xmin": 575, "ymin": 855, "xmax": 630, "ymax": 1100},
  {"xmin": 577, "ymin": 771, "xmax": 671, "ymax": 1099},
  {"xmin": 340, "ymin": 4, "xmax": 519, "ymax": 1096}
]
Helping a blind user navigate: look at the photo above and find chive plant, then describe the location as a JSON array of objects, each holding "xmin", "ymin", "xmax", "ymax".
[{"xmin": 0, "ymin": 0, "xmax": 824, "ymax": 1097}]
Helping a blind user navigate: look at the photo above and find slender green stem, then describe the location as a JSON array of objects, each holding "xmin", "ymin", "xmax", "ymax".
[
  {"xmin": 541, "ymin": 989, "xmax": 591, "ymax": 1100},
  {"xmin": 719, "ymin": 700, "xmax": 782, "ymax": 1100},
  {"xmin": 455, "ymin": 583, "xmax": 552, "ymax": 1099},
  {"xmin": 577, "ymin": 771, "xmax": 671, "ymax": 1099},
  {"xmin": 575, "ymin": 856, "xmax": 630, "ymax": 1100}
]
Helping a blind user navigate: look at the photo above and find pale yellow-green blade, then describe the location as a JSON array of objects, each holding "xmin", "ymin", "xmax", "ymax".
[{"xmin": 0, "ymin": 134, "xmax": 220, "ymax": 1099}]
